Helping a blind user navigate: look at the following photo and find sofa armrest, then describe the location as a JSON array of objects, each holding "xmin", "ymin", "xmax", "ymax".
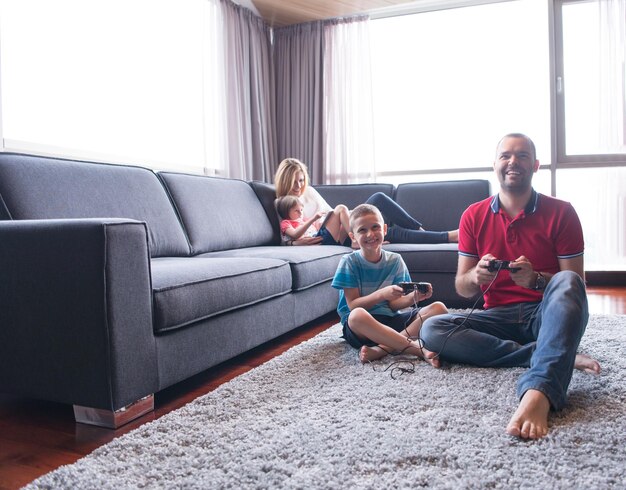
[{"xmin": 0, "ymin": 218, "xmax": 158, "ymax": 411}]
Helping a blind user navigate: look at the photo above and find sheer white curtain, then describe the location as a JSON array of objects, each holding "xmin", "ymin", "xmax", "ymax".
[
  {"xmin": 204, "ymin": 0, "xmax": 228, "ymax": 175},
  {"xmin": 323, "ymin": 17, "xmax": 376, "ymax": 184},
  {"xmin": 598, "ymin": 0, "xmax": 626, "ymax": 152},
  {"xmin": 206, "ymin": 0, "xmax": 277, "ymax": 180}
]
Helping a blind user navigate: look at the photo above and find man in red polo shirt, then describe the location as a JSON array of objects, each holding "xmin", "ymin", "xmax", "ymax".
[{"xmin": 421, "ymin": 133, "xmax": 601, "ymax": 440}]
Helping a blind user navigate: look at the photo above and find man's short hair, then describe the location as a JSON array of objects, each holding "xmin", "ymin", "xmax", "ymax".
[
  {"xmin": 497, "ymin": 133, "xmax": 537, "ymax": 161},
  {"xmin": 349, "ymin": 204, "xmax": 384, "ymax": 231}
]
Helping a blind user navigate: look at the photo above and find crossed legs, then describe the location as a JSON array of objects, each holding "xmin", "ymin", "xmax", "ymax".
[
  {"xmin": 348, "ymin": 302, "xmax": 448, "ymax": 367},
  {"xmin": 421, "ymin": 271, "xmax": 601, "ymax": 439}
]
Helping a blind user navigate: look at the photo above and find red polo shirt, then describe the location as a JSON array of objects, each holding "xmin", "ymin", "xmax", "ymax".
[{"xmin": 458, "ymin": 190, "xmax": 584, "ymax": 309}]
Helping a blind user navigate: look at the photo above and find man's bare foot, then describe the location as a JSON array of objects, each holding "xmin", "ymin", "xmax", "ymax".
[
  {"xmin": 447, "ymin": 229, "xmax": 459, "ymax": 243},
  {"xmin": 575, "ymin": 353, "xmax": 601, "ymax": 374},
  {"xmin": 506, "ymin": 389, "xmax": 550, "ymax": 440},
  {"xmin": 359, "ymin": 345, "xmax": 387, "ymax": 363}
]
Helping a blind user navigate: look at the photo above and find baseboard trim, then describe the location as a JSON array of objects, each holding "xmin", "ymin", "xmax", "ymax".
[{"xmin": 586, "ymin": 271, "xmax": 626, "ymax": 286}]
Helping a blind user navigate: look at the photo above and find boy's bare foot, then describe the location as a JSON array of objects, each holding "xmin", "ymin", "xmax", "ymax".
[
  {"xmin": 360, "ymin": 342, "xmax": 441, "ymax": 368},
  {"xmin": 409, "ymin": 343, "xmax": 441, "ymax": 368},
  {"xmin": 447, "ymin": 229, "xmax": 459, "ymax": 243},
  {"xmin": 359, "ymin": 345, "xmax": 387, "ymax": 363},
  {"xmin": 575, "ymin": 353, "xmax": 601, "ymax": 374},
  {"xmin": 506, "ymin": 389, "xmax": 550, "ymax": 440}
]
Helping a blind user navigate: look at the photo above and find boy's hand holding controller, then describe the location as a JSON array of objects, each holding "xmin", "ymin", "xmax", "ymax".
[
  {"xmin": 383, "ymin": 285, "xmax": 406, "ymax": 301},
  {"xmin": 397, "ymin": 281, "xmax": 433, "ymax": 301}
]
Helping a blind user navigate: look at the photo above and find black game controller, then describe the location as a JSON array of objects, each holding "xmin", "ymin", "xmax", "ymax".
[
  {"xmin": 398, "ymin": 282, "xmax": 430, "ymax": 294},
  {"xmin": 487, "ymin": 259, "xmax": 521, "ymax": 272}
]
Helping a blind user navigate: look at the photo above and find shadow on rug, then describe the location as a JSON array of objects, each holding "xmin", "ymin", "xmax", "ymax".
[{"xmin": 27, "ymin": 314, "xmax": 626, "ymax": 489}]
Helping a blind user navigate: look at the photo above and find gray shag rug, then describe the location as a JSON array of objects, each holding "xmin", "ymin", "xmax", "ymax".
[{"xmin": 26, "ymin": 314, "xmax": 626, "ymax": 489}]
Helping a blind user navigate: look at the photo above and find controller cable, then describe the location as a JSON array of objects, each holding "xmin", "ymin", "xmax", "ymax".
[
  {"xmin": 370, "ymin": 267, "xmax": 502, "ymax": 377},
  {"xmin": 426, "ymin": 266, "xmax": 501, "ymax": 361},
  {"xmin": 368, "ymin": 288, "xmax": 426, "ymax": 379}
]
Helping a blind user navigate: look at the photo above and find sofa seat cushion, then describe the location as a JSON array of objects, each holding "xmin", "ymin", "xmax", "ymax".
[
  {"xmin": 383, "ymin": 243, "xmax": 459, "ymax": 273},
  {"xmin": 201, "ymin": 245, "xmax": 349, "ymax": 291},
  {"xmin": 151, "ymin": 257, "xmax": 292, "ymax": 333}
]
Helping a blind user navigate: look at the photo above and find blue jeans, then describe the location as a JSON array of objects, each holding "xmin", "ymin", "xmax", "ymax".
[
  {"xmin": 420, "ymin": 271, "xmax": 588, "ymax": 410},
  {"xmin": 365, "ymin": 192, "xmax": 450, "ymax": 244}
]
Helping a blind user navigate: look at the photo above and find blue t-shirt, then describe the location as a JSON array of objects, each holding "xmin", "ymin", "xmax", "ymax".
[{"xmin": 331, "ymin": 249, "xmax": 411, "ymax": 324}]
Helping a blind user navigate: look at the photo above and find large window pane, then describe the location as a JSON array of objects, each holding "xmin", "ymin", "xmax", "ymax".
[
  {"xmin": 556, "ymin": 168, "xmax": 626, "ymax": 271},
  {"xmin": 0, "ymin": 0, "xmax": 206, "ymax": 172},
  {"xmin": 370, "ymin": 0, "xmax": 550, "ymax": 175},
  {"xmin": 561, "ymin": 0, "xmax": 626, "ymax": 157}
]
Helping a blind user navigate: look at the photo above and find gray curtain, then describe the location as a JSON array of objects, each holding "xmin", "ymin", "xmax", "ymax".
[
  {"xmin": 273, "ymin": 21, "xmax": 325, "ymax": 185},
  {"xmin": 219, "ymin": 0, "xmax": 277, "ymax": 182}
]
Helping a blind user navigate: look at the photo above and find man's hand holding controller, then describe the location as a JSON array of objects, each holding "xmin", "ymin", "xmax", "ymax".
[{"xmin": 479, "ymin": 255, "xmax": 541, "ymax": 290}]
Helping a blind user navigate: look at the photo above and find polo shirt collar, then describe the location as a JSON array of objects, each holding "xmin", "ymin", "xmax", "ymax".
[{"xmin": 490, "ymin": 188, "xmax": 539, "ymax": 215}]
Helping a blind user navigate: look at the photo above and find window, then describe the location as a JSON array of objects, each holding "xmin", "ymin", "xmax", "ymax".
[
  {"xmin": 0, "ymin": 0, "xmax": 207, "ymax": 173},
  {"xmin": 555, "ymin": 0, "xmax": 626, "ymax": 270},
  {"xmin": 556, "ymin": 0, "xmax": 626, "ymax": 161},
  {"xmin": 556, "ymin": 167, "xmax": 626, "ymax": 271},
  {"xmin": 370, "ymin": 0, "xmax": 551, "ymax": 184},
  {"xmin": 370, "ymin": 0, "xmax": 625, "ymax": 271}
]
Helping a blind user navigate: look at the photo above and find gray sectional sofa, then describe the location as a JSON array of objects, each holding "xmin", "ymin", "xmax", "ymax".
[{"xmin": 0, "ymin": 153, "xmax": 490, "ymax": 428}]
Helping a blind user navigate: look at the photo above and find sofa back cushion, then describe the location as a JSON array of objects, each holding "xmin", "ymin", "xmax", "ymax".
[
  {"xmin": 315, "ymin": 183, "xmax": 395, "ymax": 210},
  {"xmin": 249, "ymin": 180, "xmax": 282, "ymax": 245},
  {"xmin": 159, "ymin": 172, "xmax": 276, "ymax": 254},
  {"xmin": 395, "ymin": 180, "xmax": 491, "ymax": 231},
  {"xmin": 0, "ymin": 153, "xmax": 190, "ymax": 257}
]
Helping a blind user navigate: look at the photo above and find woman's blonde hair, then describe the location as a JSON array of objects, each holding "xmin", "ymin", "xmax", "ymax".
[{"xmin": 274, "ymin": 158, "xmax": 309, "ymax": 198}]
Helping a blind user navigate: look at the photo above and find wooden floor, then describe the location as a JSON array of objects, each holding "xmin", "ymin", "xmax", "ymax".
[{"xmin": 1, "ymin": 287, "xmax": 625, "ymax": 490}]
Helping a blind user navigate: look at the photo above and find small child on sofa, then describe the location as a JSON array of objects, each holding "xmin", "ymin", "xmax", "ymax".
[
  {"xmin": 275, "ymin": 195, "xmax": 349, "ymax": 246},
  {"xmin": 332, "ymin": 203, "xmax": 448, "ymax": 364}
]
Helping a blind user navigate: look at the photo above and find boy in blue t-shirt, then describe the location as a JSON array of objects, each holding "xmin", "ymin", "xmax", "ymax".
[{"xmin": 332, "ymin": 203, "xmax": 448, "ymax": 364}]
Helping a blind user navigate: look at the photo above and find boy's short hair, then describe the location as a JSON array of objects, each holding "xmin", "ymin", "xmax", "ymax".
[
  {"xmin": 349, "ymin": 204, "xmax": 384, "ymax": 231},
  {"xmin": 275, "ymin": 195, "xmax": 301, "ymax": 219}
]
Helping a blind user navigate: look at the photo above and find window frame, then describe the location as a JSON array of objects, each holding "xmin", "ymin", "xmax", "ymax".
[
  {"xmin": 369, "ymin": 0, "xmax": 626, "ymax": 187},
  {"xmin": 552, "ymin": 0, "xmax": 626, "ymax": 168}
]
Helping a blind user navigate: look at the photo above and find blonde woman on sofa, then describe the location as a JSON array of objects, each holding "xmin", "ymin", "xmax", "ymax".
[
  {"xmin": 274, "ymin": 158, "xmax": 351, "ymax": 246},
  {"xmin": 273, "ymin": 158, "xmax": 459, "ymax": 246}
]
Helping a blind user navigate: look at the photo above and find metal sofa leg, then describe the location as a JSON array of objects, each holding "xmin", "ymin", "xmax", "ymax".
[{"xmin": 73, "ymin": 394, "xmax": 154, "ymax": 429}]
